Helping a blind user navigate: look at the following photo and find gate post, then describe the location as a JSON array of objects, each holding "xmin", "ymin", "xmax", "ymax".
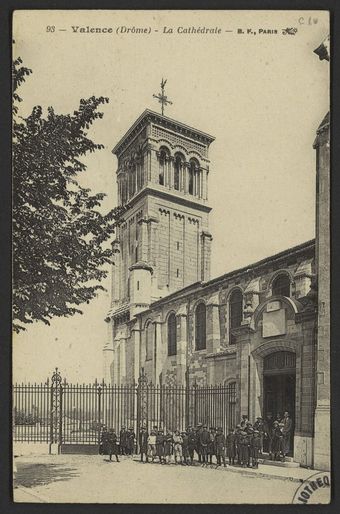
[
  {"xmin": 137, "ymin": 369, "xmax": 148, "ymax": 449},
  {"xmin": 58, "ymin": 384, "xmax": 63, "ymax": 454},
  {"xmin": 97, "ymin": 383, "xmax": 102, "ymax": 445},
  {"xmin": 49, "ymin": 368, "xmax": 62, "ymax": 455}
]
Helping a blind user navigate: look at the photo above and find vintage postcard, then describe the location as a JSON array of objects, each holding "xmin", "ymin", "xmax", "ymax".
[{"xmin": 12, "ymin": 9, "xmax": 330, "ymax": 504}]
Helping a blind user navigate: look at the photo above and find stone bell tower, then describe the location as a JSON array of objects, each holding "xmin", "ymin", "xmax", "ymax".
[{"xmin": 103, "ymin": 101, "xmax": 215, "ymax": 383}]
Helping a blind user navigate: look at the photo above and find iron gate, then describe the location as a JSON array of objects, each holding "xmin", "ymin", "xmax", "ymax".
[{"xmin": 13, "ymin": 369, "xmax": 237, "ymax": 452}]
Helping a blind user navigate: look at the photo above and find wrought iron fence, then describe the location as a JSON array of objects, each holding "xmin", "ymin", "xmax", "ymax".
[{"xmin": 13, "ymin": 369, "xmax": 237, "ymax": 452}]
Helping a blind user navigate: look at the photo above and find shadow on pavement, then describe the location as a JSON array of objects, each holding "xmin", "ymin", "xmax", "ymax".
[{"xmin": 15, "ymin": 462, "xmax": 80, "ymax": 488}]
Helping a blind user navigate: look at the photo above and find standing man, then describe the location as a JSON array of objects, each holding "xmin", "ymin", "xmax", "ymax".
[
  {"xmin": 195, "ymin": 423, "xmax": 203, "ymax": 463},
  {"xmin": 281, "ymin": 411, "xmax": 293, "ymax": 461},
  {"xmin": 126, "ymin": 426, "xmax": 136, "ymax": 456},
  {"xmin": 208, "ymin": 427, "xmax": 217, "ymax": 465},
  {"xmin": 108, "ymin": 428, "xmax": 120, "ymax": 462},
  {"xmin": 263, "ymin": 413, "xmax": 274, "ymax": 456},
  {"xmin": 240, "ymin": 414, "xmax": 249, "ymax": 429},
  {"xmin": 199, "ymin": 424, "xmax": 211, "ymax": 466},
  {"xmin": 139, "ymin": 426, "xmax": 149, "ymax": 463},
  {"xmin": 119, "ymin": 426, "xmax": 128, "ymax": 455},
  {"xmin": 188, "ymin": 427, "xmax": 196, "ymax": 465},
  {"xmin": 235, "ymin": 424, "xmax": 242, "ymax": 465},
  {"xmin": 215, "ymin": 427, "xmax": 226, "ymax": 467}
]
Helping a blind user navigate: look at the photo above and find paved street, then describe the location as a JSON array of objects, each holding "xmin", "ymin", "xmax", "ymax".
[{"xmin": 13, "ymin": 453, "xmax": 324, "ymax": 504}]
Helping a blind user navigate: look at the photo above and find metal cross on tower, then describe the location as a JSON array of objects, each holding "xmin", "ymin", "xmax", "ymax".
[{"xmin": 153, "ymin": 78, "xmax": 173, "ymax": 115}]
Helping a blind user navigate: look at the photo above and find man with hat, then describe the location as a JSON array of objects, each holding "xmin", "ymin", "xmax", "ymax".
[
  {"xmin": 208, "ymin": 427, "xmax": 217, "ymax": 465},
  {"xmin": 139, "ymin": 425, "xmax": 149, "ymax": 463},
  {"xmin": 239, "ymin": 429, "xmax": 249, "ymax": 468},
  {"xmin": 156, "ymin": 428, "xmax": 165, "ymax": 464},
  {"xmin": 235, "ymin": 424, "xmax": 242, "ymax": 465},
  {"xmin": 215, "ymin": 427, "xmax": 226, "ymax": 467},
  {"xmin": 226, "ymin": 427, "xmax": 236, "ymax": 466},
  {"xmin": 181, "ymin": 430, "xmax": 189, "ymax": 465},
  {"xmin": 108, "ymin": 428, "xmax": 120, "ymax": 462},
  {"xmin": 188, "ymin": 426, "xmax": 197, "ymax": 465},
  {"xmin": 199, "ymin": 424, "xmax": 211, "ymax": 466},
  {"xmin": 281, "ymin": 411, "xmax": 293, "ymax": 461},
  {"xmin": 271, "ymin": 420, "xmax": 283, "ymax": 461},
  {"xmin": 253, "ymin": 416, "xmax": 264, "ymax": 454},
  {"xmin": 119, "ymin": 425, "xmax": 128, "ymax": 456},
  {"xmin": 245, "ymin": 426, "xmax": 254, "ymax": 467},
  {"xmin": 195, "ymin": 423, "xmax": 203, "ymax": 463},
  {"xmin": 126, "ymin": 426, "xmax": 136, "ymax": 456},
  {"xmin": 251, "ymin": 429, "xmax": 261, "ymax": 468},
  {"xmin": 263, "ymin": 412, "xmax": 274, "ymax": 455},
  {"xmin": 240, "ymin": 414, "xmax": 249, "ymax": 429}
]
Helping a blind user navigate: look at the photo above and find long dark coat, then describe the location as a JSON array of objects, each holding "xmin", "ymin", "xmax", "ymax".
[
  {"xmin": 215, "ymin": 433, "xmax": 226, "ymax": 457},
  {"xmin": 251, "ymin": 434, "xmax": 261, "ymax": 459},
  {"xmin": 126, "ymin": 431, "xmax": 136, "ymax": 453},
  {"xmin": 226, "ymin": 433, "xmax": 236, "ymax": 458},
  {"xmin": 107, "ymin": 432, "xmax": 119, "ymax": 455},
  {"xmin": 164, "ymin": 435, "xmax": 173, "ymax": 456},
  {"xmin": 271, "ymin": 427, "xmax": 283, "ymax": 453},
  {"xmin": 139, "ymin": 431, "xmax": 148, "ymax": 452},
  {"xmin": 156, "ymin": 434, "xmax": 165, "ymax": 457}
]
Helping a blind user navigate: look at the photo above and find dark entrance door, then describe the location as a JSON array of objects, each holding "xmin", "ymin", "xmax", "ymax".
[
  {"xmin": 263, "ymin": 374, "xmax": 295, "ymax": 421},
  {"xmin": 263, "ymin": 351, "xmax": 296, "ymax": 456}
]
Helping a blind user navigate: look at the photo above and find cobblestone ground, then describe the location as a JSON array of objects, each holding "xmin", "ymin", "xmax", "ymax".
[{"xmin": 13, "ymin": 453, "xmax": 325, "ymax": 504}]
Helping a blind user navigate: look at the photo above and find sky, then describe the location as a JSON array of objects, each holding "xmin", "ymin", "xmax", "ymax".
[{"xmin": 12, "ymin": 10, "xmax": 329, "ymax": 384}]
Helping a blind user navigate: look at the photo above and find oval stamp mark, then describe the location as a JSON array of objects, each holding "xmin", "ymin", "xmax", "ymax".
[{"xmin": 293, "ymin": 471, "xmax": 331, "ymax": 504}]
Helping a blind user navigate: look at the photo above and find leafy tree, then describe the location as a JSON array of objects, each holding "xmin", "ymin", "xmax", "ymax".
[{"xmin": 12, "ymin": 57, "xmax": 126, "ymax": 332}]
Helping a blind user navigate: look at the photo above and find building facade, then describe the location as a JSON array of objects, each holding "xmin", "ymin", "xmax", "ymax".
[{"xmin": 103, "ymin": 47, "xmax": 330, "ymax": 469}]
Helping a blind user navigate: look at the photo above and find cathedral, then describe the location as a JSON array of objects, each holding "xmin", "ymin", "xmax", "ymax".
[{"xmin": 103, "ymin": 48, "xmax": 330, "ymax": 471}]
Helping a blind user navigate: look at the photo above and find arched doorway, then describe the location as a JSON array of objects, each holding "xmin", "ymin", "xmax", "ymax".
[{"xmin": 263, "ymin": 351, "xmax": 296, "ymax": 455}]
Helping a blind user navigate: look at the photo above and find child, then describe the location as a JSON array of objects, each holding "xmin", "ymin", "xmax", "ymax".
[
  {"xmin": 239, "ymin": 430, "xmax": 248, "ymax": 468},
  {"xmin": 234, "ymin": 424, "xmax": 242, "ymax": 465},
  {"xmin": 245, "ymin": 427, "xmax": 254, "ymax": 467},
  {"xmin": 181, "ymin": 431, "xmax": 189, "ymax": 465},
  {"xmin": 147, "ymin": 430, "xmax": 157, "ymax": 462},
  {"xmin": 226, "ymin": 428, "xmax": 236, "ymax": 466},
  {"xmin": 126, "ymin": 427, "xmax": 136, "ymax": 456},
  {"xmin": 271, "ymin": 421, "xmax": 283, "ymax": 461},
  {"xmin": 215, "ymin": 427, "xmax": 226, "ymax": 467},
  {"xmin": 208, "ymin": 427, "xmax": 217, "ymax": 465},
  {"xmin": 173, "ymin": 430, "xmax": 183, "ymax": 464},
  {"xmin": 99, "ymin": 426, "xmax": 108, "ymax": 456},
  {"xmin": 156, "ymin": 428, "xmax": 165, "ymax": 464},
  {"xmin": 199, "ymin": 425, "xmax": 210, "ymax": 466},
  {"xmin": 164, "ymin": 430, "xmax": 173, "ymax": 464},
  {"xmin": 251, "ymin": 429, "xmax": 261, "ymax": 468},
  {"xmin": 108, "ymin": 428, "xmax": 120, "ymax": 462},
  {"xmin": 139, "ymin": 426, "xmax": 148, "ymax": 463},
  {"xmin": 188, "ymin": 427, "xmax": 197, "ymax": 465}
]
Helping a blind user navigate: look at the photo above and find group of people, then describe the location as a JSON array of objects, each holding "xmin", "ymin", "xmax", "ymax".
[
  {"xmin": 99, "ymin": 426, "xmax": 136, "ymax": 462},
  {"xmin": 99, "ymin": 411, "xmax": 293, "ymax": 467}
]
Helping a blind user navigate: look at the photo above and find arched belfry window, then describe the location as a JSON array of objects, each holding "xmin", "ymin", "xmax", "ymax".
[
  {"xmin": 229, "ymin": 289, "xmax": 243, "ymax": 344},
  {"xmin": 167, "ymin": 313, "xmax": 177, "ymax": 356},
  {"xmin": 189, "ymin": 159, "xmax": 198, "ymax": 195},
  {"xmin": 159, "ymin": 147, "xmax": 168, "ymax": 186},
  {"xmin": 195, "ymin": 302, "xmax": 206, "ymax": 350},
  {"xmin": 272, "ymin": 274, "xmax": 291, "ymax": 297},
  {"xmin": 174, "ymin": 154, "xmax": 183, "ymax": 191}
]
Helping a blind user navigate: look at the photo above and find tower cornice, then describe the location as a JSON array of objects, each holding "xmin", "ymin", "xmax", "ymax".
[{"xmin": 112, "ymin": 109, "xmax": 215, "ymax": 158}]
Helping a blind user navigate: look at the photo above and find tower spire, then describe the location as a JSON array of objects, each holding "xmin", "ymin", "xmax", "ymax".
[{"xmin": 153, "ymin": 78, "xmax": 173, "ymax": 115}]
